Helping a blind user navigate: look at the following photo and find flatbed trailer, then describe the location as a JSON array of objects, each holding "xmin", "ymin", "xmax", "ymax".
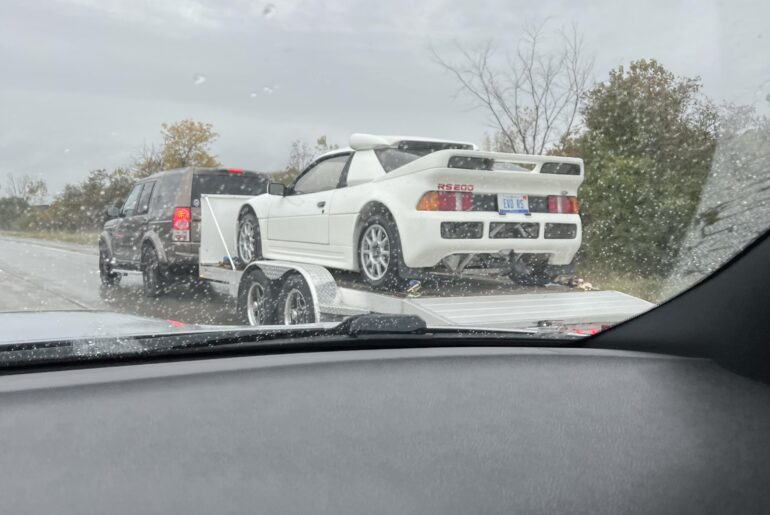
[{"xmin": 199, "ymin": 195, "xmax": 654, "ymax": 331}]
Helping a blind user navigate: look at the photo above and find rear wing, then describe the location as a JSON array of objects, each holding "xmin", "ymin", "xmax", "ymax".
[{"xmin": 391, "ymin": 149, "xmax": 584, "ymax": 177}]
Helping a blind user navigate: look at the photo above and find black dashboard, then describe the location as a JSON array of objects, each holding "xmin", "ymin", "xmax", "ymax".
[{"xmin": 1, "ymin": 346, "xmax": 768, "ymax": 514}]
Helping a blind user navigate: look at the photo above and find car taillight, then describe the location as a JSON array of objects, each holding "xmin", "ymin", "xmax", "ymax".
[
  {"xmin": 416, "ymin": 192, "xmax": 473, "ymax": 211},
  {"xmin": 226, "ymin": 168, "xmax": 243, "ymax": 173},
  {"xmin": 547, "ymin": 195, "xmax": 578, "ymax": 214},
  {"xmin": 172, "ymin": 207, "xmax": 191, "ymax": 242}
]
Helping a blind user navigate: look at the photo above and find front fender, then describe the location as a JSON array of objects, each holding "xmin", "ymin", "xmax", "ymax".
[{"xmin": 99, "ymin": 230, "xmax": 115, "ymax": 257}]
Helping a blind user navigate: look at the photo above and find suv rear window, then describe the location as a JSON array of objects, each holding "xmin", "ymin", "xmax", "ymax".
[{"xmin": 191, "ymin": 172, "xmax": 268, "ymax": 205}]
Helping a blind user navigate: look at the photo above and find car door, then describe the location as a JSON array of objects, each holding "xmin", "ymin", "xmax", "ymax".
[
  {"xmin": 267, "ymin": 154, "xmax": 351, "ymax": 246},
  {"xmin": 125, "ymin": 180, "xmax": 156, "ymax": 263},
  {"xmin": 113, "ymin": 183, "xmax": 144, "ymax": 263}
]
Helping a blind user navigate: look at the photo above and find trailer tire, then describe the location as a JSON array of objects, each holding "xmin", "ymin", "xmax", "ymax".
[
  {"xmin": 237, "ymin": 268, "xmax": 276, "ymax": 326},
  {"xmin": 277, "ymin": 274, "xmax": 316, "ymax": 325}
]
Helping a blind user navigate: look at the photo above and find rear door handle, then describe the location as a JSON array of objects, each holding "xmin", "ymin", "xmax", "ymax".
[{"xmin": 317, "ymin": 201, "xmax": 326, "ymax": 208}]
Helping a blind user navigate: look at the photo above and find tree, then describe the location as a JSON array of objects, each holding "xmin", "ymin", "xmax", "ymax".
[
  {"xmin": 159, "ymin": 119, "xmax": 220, "ymax": 169},
  {"xmin": 433, "ymin": 23, "xmax": 593, "ymax": 154},
  {"xmin": 131, "ymin": 143, "xmax": 164, "ymax": 178},
  {"xmin": 561, "ymin": 59, "xmax": 718, "ymax": 276},
  {"xmin": 40, "ymin": 168, "xmax": 134, "ymax": 231},
  {"xmin": 4, "ymin": 173, "xmax": 48, "ymax": 204},
  {"xmin": 663, "ymin": 104, "xmax": 770, "ymax": 294},
  {"xmin": 277, "ymin": 135, "xmax": 339, "ymax": 184},
  {"xmin": 0, "ymin": 197, "xmax": 31, "ymax": 230}
]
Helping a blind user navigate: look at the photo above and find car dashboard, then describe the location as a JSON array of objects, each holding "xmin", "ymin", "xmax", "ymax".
[{"xmin": 1, "ymin": 346, "xmax": 768, "ymax": 514}]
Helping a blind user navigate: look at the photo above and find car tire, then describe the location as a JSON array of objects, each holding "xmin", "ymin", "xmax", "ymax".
[
  {"xmin": 98, "ymin": 248, "xmax": 121, "ymax": 286},
  {"xmin": 237, "ymin": 211, "xmax": 261, "ymax": 264},
  {"xmin": 508, "ymin": 256, "xmax": 556, "ymax": 287},
  {"xmin": 358, "ymin": 212, "xmax": 405, "ymax": 290},
  {"xmin": 237, "ymin": 268, "xmax": 276, "ymax": 326},
  {"xmin": 142, "ymin": 245, "xmax": 166, "ymax": 298},
  {"xmin": 277, "ymin": 274, "xmax": 316, "ymax": 325}
]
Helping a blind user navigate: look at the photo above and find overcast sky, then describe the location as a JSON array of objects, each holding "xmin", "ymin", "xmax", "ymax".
[{"xmin": 1, "ymin": 0, "xmax": 769, "ymax": 195}]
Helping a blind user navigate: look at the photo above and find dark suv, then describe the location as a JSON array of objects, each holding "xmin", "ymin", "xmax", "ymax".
[{"xmin": 99, "ymin": 167, "xmax": 268, "ymax": 296}]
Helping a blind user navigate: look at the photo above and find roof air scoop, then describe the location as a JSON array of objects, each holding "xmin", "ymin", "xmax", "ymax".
[{"xmin": 350, "ymin": 133, "xmax": 392, "ymax": 150}]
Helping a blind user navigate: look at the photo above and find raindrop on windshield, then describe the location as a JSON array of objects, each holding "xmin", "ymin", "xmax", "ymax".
[
  {"xmin": 263, "ymin": 86, "xmax": 275, "ymax": 94},
  {"xmin": 262, "ymin": 3, "xmax": 275, "ymax": 18},
  {"xmin": 63, "ymin": 148, "xmax": 71, "ymax": 153},
  {"xmin": 249, "ymin": 92, "xmax": 258, "ymax": 98},
  {"xmin": 193, "ymin": 74, "xmax": 207, "ymax": 86}
]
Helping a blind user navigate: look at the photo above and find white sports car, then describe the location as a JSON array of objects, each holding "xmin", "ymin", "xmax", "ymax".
[{"xmin": 236, "ymin": 134, "xmax": 583, "ymax": 288}]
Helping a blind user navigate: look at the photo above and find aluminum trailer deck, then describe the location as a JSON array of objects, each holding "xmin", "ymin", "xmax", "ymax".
[{"xmin": 199, "ymin": 195, "xmax": 654, "ymax": 330}]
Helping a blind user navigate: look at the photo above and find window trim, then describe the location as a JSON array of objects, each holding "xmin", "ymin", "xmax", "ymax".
[
  {"xmin": 136, "ymin": 181, "xmax": 156, "ymax": 216},
  {"xmin": 121, "ymin": 183, "xmax": 144, "ymax": 218},
  {"xmin": 289, "ymin": 152, "xmax": 353, "ymax": 195}
]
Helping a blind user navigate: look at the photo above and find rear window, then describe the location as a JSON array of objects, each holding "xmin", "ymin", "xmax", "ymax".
[
  {"xmin": 375, "ymin": 141, "xmax": 474, "ymax": 172},
  {"xmin": 191, "ymin": 172, "xmax": 267, "ymax": 205}
]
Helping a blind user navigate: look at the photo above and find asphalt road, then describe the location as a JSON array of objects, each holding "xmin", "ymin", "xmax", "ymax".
[
  {"xmin": 0, "ymin": 235, "xmax": 575, "ymax": 327},
  {"xmin": 0, "ymin": 236, "xmax": 239, "ymax": 325}
]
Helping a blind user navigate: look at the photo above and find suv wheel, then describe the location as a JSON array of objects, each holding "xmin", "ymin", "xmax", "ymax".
[
  {"xmin": 237, "ymin": 211, "xmax": 261, "ymax": 264},
  {"xmin": 142, "ymin": 245, "xmax": 166, "ymax": 297},
  {"xmin": 98, "ymin": 248, "xmax": 121, "ymax": 286}
]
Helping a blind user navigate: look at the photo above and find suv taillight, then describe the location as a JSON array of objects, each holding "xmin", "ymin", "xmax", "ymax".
[
  {"xmin": 417, "ymin": 191, "xmax": 473, "ymax": 211},
  {"xmin": 547, "ymin": 195, "xmax": 578, "ymax": 214},
  {"xmin": 172, "ymin": 207, "xmax": 191, "ymax": 242}
]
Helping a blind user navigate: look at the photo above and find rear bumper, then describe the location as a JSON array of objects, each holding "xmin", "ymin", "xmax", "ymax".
[
  {"xmin": 162, "ymin": 242, "xmax": 200, "ymax": 270},
  {"xmin": 397, "ymin": 212, "xmax": 581, "ymax": 267}
]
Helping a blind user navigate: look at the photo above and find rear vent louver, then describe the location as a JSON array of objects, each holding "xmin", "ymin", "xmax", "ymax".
[
  {"xmin": 447, "ymin": 156, "xmax": 494, "ymax": 171},
  {"xmin": 540, "ymin": 162, "xmax": 581, "ymax": 176}
]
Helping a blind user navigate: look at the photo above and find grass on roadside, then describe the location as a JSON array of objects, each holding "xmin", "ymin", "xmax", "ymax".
[
  {"xmin": 575, "ymin": 265, "xmax": 665, "ymax": 303},
  {"xmin": 0, "ymin": 230, "xmax": 100, "ymax": 247}
]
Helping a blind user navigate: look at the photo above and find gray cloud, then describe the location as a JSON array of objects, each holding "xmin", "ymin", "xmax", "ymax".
[{"xmin": 1, "ymin": 0, "xmax": 768, "ymax": 195}]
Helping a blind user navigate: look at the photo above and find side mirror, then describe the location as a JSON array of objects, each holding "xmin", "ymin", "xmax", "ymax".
[
  {"xmin": 268, "ymin": 182, "xmax": 287, "ymax": 196},
  {"xmin": 105, "ymin": 206, "xmax": 121, "ymax": 218}
]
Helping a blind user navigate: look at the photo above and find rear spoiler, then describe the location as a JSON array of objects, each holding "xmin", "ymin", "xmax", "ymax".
[{"xmin": 402, "ymin": 149, "xmax": 584, "ymax": 177}]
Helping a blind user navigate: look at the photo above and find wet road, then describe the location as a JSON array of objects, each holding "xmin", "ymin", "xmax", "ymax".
[
  {"xmin": 0, "ymin": 236, "xmax": 239, "ymax": 325},
  {"xmin": 0, "ymin": 235, "xmax": 577, "ymax": 327}
]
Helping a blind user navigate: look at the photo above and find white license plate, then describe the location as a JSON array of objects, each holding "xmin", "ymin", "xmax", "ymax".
[{"xmin": 497, "ymin": 193, "xmax": 529, "ymax": 214}]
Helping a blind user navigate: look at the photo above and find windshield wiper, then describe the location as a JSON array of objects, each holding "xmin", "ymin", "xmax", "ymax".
[{"xmin": 0, "ymin": 314, "xmax": 579, "ymax": 372}]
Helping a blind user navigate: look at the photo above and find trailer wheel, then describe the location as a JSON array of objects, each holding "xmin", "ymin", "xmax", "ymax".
[
  {"xmin": 277, "ymin": 274, "xmax": 316, "ymax": 325},
  {"xmin": 237, "ymin": 268, "xmax": 276, "ymax": 326}
]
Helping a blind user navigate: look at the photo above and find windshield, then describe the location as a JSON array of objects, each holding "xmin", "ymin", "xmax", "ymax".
[{"xmin": 0, "ymin": 0, "xmax": 768, "ymax": 354}]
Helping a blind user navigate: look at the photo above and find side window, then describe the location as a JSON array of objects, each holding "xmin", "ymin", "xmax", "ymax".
[
  {"xmin": 292, "ymin": 155, "xmax": 350, "ymax": 195},
  {"xmin": 121, "ymin": 184, "xmax": 144, "ymax": 217},
  {"xmin": 149, "ymin": 174, "xmax": 182, "ymax": 217},
  {"xmin": 136, "ymin": 181, "xmax": 156, "ymax": 215}
]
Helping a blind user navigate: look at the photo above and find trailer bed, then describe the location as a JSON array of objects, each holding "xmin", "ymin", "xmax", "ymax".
[{"xmin": 199, "ymin": 195, "xmax": 655, "ymax": 330}]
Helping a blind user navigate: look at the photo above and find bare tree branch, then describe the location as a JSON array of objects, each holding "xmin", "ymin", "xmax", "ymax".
[{"xmin": 432, "ymin": 22, "xmax": 594, "ymax": 154}]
